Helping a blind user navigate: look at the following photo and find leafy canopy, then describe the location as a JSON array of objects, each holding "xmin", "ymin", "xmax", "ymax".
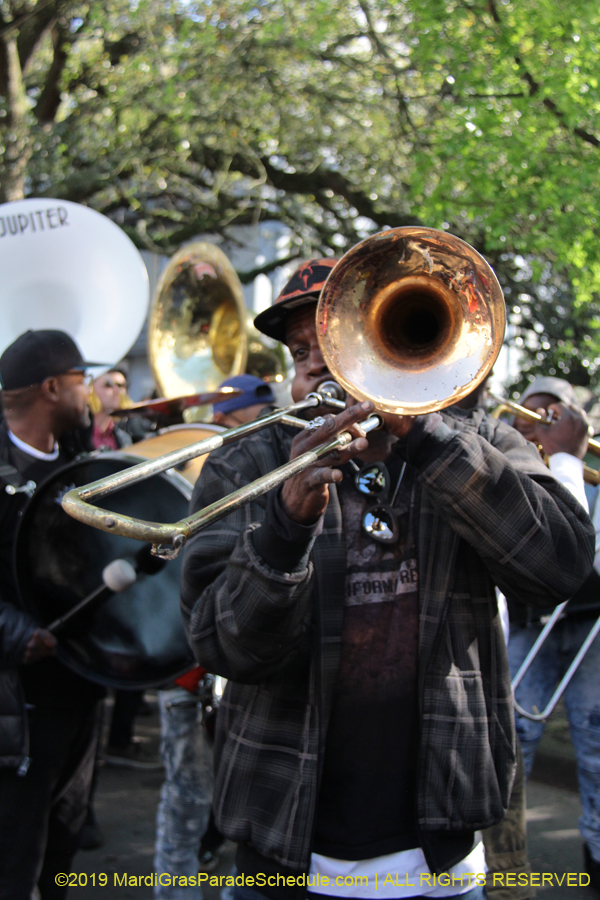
[{"xmin": 2, "ymin": 0, "xmax": 600, "ymax": 385}]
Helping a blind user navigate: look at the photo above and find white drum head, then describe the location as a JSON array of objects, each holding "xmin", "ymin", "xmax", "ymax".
[{"xmin": 0, "ymin": 199, "xmax": 149, "ymax": 364}]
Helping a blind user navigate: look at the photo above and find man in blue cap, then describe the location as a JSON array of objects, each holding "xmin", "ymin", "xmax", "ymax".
[{"xmin": 212, "ymin": 374, "xmax": 276, "ymax": 428}]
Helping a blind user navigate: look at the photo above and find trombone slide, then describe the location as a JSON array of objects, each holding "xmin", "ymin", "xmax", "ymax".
[
  {"xmin": 61, "ymin": 227, "xmax": 507, "ymax": 553},
  {"xmin": 511, "ymin": 604, "xmax": 600, "ymax": 721},
  {"xmin": 62, "ymin": 389, "xmax": 379, "ymax": 558}
]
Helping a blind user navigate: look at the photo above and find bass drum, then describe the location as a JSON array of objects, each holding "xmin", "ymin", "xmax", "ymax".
[
  {"xmin": 15, "ymin": 453, "xmax": 196, "ymax": 690},
  {"xmin": 133, "ymin": 423, "xmax": 224, "ymax": 485}
]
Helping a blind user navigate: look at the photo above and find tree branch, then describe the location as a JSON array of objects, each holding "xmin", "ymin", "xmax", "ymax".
[
  {"xmin": 487, "ymin": 0, "xmax": 600, "ymax": 149},
  {"xmin": 34, "ymin": 18, "xmax": 69, "ymax": 122},
  {"xmin": 0, "ymin": 32, "xmax": 32, "ymax": 200},
  {"xmin": 236, "ymin": 252, "xmax": 300, "ymax": 284}
]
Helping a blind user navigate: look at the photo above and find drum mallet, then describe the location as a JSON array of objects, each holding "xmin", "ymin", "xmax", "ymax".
[{"xmin": 47, "ymin": 559, "xmax": 137, "ymax": 634}]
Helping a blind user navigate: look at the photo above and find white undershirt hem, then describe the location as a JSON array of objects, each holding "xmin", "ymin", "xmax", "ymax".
[{"xmin": 308, "ymin": 842, "xmax": 486, "ymax": 898}]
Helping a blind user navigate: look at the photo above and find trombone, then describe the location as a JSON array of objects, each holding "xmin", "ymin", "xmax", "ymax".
[
  {"xmin": 489, "ymin": 393, "xmax": 600, "ymax": 485},
  {"xmin": 62, "ymin": 226, "xmax": 506, "ymax": 558},
  {"xmin": 62, "ymin": 381, "xmax": 384, "ymax": 559},
  {"xmin": 490, "ymin": 393, "xmax": 600, "ymax": 720}
]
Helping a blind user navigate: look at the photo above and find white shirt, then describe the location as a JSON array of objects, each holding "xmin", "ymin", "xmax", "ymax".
[
  {"xmin": 308, "ymin": 843, "xmax": 486, "ymax": 898},
  {"xmin": 548, "ymin": 452, "xmax": 588, "ymax": 513}
]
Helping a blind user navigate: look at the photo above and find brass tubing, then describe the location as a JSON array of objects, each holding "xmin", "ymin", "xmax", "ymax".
[
  {"xmin": 75, "ymin": 391, "xmax": 341, "ymax": 505},
  {"xmin": 490, "ymin": 393, "xmax": 600, "ymax": 456},
  {"xmin": 62, "ymin": 383, "xmax": 347, "ymax": 556},
  {"xmin": 62, "ymin": 413, "xmax": 382, "ymax": 558},
  {"xmin": 179, "ymin": 415, "xmax": 383, "ymax": 540}
]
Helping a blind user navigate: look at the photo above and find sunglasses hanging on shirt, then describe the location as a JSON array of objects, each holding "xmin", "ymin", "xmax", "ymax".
[{"xmin": 350, "ymin": 460, "xmax": 407, "ymax": 544}]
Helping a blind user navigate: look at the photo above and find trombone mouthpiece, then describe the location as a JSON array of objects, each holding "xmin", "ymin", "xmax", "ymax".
[{"xmin": 318, "ymin": 381, "xmax": 345, "ymax": 401}]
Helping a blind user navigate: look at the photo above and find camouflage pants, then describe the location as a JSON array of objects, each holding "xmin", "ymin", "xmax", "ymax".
[
  {"xmin": 482, "ymin": 743, "xmax": 534, "ymax": 900},
  {"xmin": 154, "ymin": 688, "xmax": 214, "ymax": 900}
]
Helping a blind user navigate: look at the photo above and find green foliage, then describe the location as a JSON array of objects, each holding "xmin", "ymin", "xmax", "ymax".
[
  {"xmin": 494, "ymin": 255, "xmax": 600, "ymax": 394},
  {"xmin": 2, "ymin": 0, "xmax": 600, "ymax": 386}
]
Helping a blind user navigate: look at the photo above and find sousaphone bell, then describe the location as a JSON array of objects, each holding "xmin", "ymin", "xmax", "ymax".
[{"xmin": 147, "ymin": 241, "xmax": 286, "ymax": 400}]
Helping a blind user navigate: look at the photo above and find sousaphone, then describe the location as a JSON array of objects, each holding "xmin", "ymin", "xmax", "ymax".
[{"xmin": 0, "ymin": 198, "xmax": 149, "ymax": 362}]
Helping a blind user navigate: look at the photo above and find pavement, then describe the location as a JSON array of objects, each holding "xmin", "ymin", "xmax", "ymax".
[
  {"xmin": 69, "ymin": 693, "xmax": 236, "ymax": 900},
  {"xmin": 68, "ymin": 696, "xmax": 596, "ymax": 900}
]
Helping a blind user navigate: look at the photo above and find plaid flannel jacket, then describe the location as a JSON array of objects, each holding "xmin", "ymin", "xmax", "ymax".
[{"xmin": 181, "ymin": 408, "xmax": 594, "ymax": 873}]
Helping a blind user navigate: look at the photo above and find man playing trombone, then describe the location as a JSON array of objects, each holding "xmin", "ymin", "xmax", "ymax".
[
  {"xmin": 181, "ymin": 261, "xmax": 594, "ymax": 900},
  {"xmin": 509, "ymin": 376, "xmax": 600, "ymax": 888}
]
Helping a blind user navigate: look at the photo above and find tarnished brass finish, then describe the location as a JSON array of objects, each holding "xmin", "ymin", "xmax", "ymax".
[
  {"xmin": 317, "ymin": 227, "xmax": 506, "ymax": 415},
  {"xmin": 490, "ymin": 393, "xmax": 600, "ymax": 485},
  {"xmin": 148, "ymin": 242, "xmax": 287, "ymax": 398}
]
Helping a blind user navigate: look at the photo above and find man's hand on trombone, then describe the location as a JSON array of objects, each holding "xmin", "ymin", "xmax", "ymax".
[
  {"xmin": 519, "ymin": 401, "xmax": 591, "ymax": 460},
  {"xmin": 281, "ymin": 400, "xmax": 375, "ymax": 525}
]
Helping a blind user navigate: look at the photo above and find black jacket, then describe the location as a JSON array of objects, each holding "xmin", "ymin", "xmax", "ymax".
[{"xmin": 0, "ymin": 421, "xmax": 82, "ymax": 770}]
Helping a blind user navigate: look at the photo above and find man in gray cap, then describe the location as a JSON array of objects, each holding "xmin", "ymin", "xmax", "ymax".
[
  {"xmin": 509, "ymin": 376, "xmax": 600, "ymax": 887},
  {"xmin": 515, "ymin": 376, "xmax": 589, "ymax": 468},
  {"xmin": 0, "ymin": 330, "xmax": 107, "ymax": 900}
]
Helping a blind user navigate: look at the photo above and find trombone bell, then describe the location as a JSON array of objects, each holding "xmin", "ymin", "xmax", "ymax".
[{"xmin": 318, "ymin": 227, "xmax": 506, "ymax": 415}]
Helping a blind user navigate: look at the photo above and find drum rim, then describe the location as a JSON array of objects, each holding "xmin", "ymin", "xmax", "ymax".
[{"xmin": 153, "ymin": 422, "xmax": 224, "ymax": 438}]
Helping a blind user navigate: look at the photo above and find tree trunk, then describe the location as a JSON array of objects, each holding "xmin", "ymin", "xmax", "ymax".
[{"xmin": 0, "ymin": 35, "xmax": 32, "ymax": 202}]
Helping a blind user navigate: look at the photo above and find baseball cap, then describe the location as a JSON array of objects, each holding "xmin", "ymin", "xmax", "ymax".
[
  {"xmin": 0, "ymin": 330, "xmax": 108, "ymax": 390},
  {"xmin": 213, "ymin": 374, "xmax": 275, "ymax": 414},
  {"xmin": 520, "ymin": 376, "xmax": 576, "ymax": 407},
  {"xmin": 253, "ymin": 258, "xmax": 338, "ymax": 343}
]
